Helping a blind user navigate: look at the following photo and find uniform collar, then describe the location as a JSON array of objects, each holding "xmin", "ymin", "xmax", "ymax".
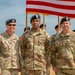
[
  {"xmin": 5, "ymin": 31, "xmax": 15, "ymax": 38},
  {"xmin": 30, "ymin": 28, "xmax": 43, "ymax": 36},
  {"xmin": 60, "ymin": 30, "xmax": 73, "ymax": 37}
]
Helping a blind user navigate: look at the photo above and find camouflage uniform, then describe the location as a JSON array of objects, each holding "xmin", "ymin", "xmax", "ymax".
[
  {"xmin": 20, "ymin": 29, "xmax": 51, "ymax": 75},
  {"xmin": 51, "ymin": 31, "xmax": 75, "ymax": 75},
  {"xmin": 0, "ymin": 31, "xmax": 21, "ymax": 75}
]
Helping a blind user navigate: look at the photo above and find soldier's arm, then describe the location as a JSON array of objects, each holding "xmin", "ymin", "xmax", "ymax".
[
  {"xmin": 68, "ymin": 59, "xmax": 75, "ymax": 67},
  {"xmin": 19, "ymin": 34, "xmax": 26, "ymax": 71},
  {"xmin": 45, "ymin": 32, "xmax": 51, "ymax": 67},
  {"xmin": 50, "ymin": 35, "xmax": 58, "ymax": 67},
  {"xmin": 60, "ymin": 47, "xmax": 75, "ymax": 68},
  {"xmin": 18, "ymin": 40, "xmax": 25, "ymax": 71},
  {"xmin": 65, "ymin": 53, "xmax": 75, "ymax": 68},
  {"xmin": 50, "ymin": 37, "xmax": 59, "ymax": 73},
  {"xmin": 19, "ymin": 33, "xmax": 26, "ymax": 60}
]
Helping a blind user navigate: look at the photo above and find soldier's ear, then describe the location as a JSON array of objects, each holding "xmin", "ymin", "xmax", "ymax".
[
  {"xmin": 6, "ymin": 25, "xmax": 8, "ymax": 28},
  {"xmin": 70, "ymin": 22, "xmax": 71, "ymax": 25},
  {"xmin": 39, "ymin": 20, "xmax": 41, "ymax": 23}
]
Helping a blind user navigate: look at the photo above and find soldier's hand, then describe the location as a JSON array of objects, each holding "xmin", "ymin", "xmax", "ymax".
[
  {"xmin": 69, "ymin": 59, "xmax": 75, "ymax": 68},
  {"xmin": 19, "ymin": 36, "xmax": 23, "ymax": 41},
  {"xmin": 53, "ymin": 66, "xmax": 58, "ymax": 73},
  {"xmin": 72, "ymin": 63, "xmax": 75, "ymax": 68},
  {"xmin": 0, "ymin": 68, "xmax": 1, "ymax": 75}
]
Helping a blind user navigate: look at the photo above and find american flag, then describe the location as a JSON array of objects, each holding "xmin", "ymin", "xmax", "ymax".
[{"xmin": 26, "ymin": 0, "xmax": 75, "ymax": 17}]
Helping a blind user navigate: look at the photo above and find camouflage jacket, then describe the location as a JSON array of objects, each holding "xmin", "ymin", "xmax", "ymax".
[
  {"xmin": 0, "ymin": 31, "xmax": 21, "ymax": 69},
  {"xmin": 20, "ymin": 29, "xmax": 51, "ymax": 70},
  {"xmin": 51, "ymin": 30, "xmax": 75, "ymax": 69}
]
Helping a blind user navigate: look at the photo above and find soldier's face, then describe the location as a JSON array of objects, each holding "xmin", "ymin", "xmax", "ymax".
[
  {"xmin": 31, "ymin": 19, "xmax": 40, "ymax": 29},
  {"xmin": 41, "ymin": 27, "xmax": 46, "ymax": 31},
  {"xmin": 6, "ymin": 23, "xmax": 16, "ymax": 33},
  {"xmin": 61, "ymin": 21, "xmax": 71, "ymax": 31},
  {"xmin": 55, "ymin": 27, "xmax": 61, "ymax": 34}
]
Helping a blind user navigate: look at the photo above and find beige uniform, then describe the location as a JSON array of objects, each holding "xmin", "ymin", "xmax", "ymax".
[
  {"xmin": 51, "ymin": 31, "xmax": 75, "ymax": 75},
  {"xmin": 0, "ymin": 31, "xmax": 21, "ymax": 75},
  {"xmin": 20, "ymin": 29, "xmax": 51, "ymax": 75}
]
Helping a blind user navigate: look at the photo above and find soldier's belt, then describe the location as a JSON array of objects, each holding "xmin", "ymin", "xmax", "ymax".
[{"xmin": 60, "ymin": 68, "xmax": 75, "ymax": 75}]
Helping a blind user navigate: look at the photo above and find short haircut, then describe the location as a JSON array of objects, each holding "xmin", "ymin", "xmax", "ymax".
[
  {"xmin": 39, "ymin": 24, "xmax": 46, "ymax": 28},
  {"xmin": 24, "ymin": 26, "xmax": 30, "ymax": 32},
  {"xmin": 6, "ymin": 19, "xmax": 16, "ymax": 25},
  {"xmin": 73, "ymin": 30, "xmax": 75, "ymax": 32},
  {"xmin": 55, "ymin": 25, "xmax": 58, "ymax": 29},
  {"xmin": 30, "ymin": 14, "xmax": 40, "ymax": 23},
  {"xmin": 60, "ymin": 17, "xmax": 70, "ymax": 25}
]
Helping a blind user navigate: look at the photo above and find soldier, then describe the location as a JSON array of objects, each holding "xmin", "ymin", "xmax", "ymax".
[
  {"xmin": 39, "ymin": 23, "xmax": 46, "ymax": 31},
  {"xmin": 72, "ymin": 30, "xmax": 75, "ymax": 32},
  {"xmin": 19, "ymin": 26, "xmax": 30, "ymax": 40},
  {"xmin": 24, "ymin": 26, "xmax": 30, "ymax": 32},
  {"xmin": 50, "ymin": 24, "xmax": 61, "ymax": 45},
  {"xmin": 55, "ymin": 25, "xmax": 62, "ymax": 35},
  {"xmin": 51, "ymin": 17, "xmax": 75, "ymax": 75},
  {"xmin": 0, "ymin": 19, "xmax": 21, "ymax": 75},
  {"xmin": 20, "ymin": 14, "xmax": 51, "ymax": 75}
]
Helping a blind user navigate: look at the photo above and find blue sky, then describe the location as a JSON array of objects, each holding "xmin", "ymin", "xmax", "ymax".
[{"xmin": 0, "ymin": 0, "xmax": 75, "ymax": 36}]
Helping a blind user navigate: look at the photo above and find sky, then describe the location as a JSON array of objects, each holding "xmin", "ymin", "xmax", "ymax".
[{"xmin": 0, "ymin": 0, "xmax": 75, "ymax": 37}]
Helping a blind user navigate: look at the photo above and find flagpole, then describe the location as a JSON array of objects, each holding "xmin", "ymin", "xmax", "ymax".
[
  {"xmin": 43, "ymin": 14, "xmax": 45, "ymax": 27},
  {"xmin": 58, "ymin": 16, "xmax": 60, "ymax": 28},
  {"xmin": 26, "ymin": 13, "xmax": 28, "ymax": 31}
]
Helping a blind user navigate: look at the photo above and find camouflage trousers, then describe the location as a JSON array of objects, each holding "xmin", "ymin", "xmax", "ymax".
[
  {"xmin": 1, "ymin": 69, "xmax": 19, "ymax": 75},
  {"xmin": 21, "ymin": 69, "xmax": 50, "ymax": 75},
  {"xmin": 56, "ymin": 68, "xmax": 75, "ymax": 75}
]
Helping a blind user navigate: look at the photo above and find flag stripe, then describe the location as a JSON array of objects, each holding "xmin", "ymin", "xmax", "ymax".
[
  {"xmin": 60, "ymin": 0, "xmax": 75, "ymax": 1},
  {"xmin": 26, "ymin": 1, "xmax": 75, "ymax": 10},
  {"xmin": 26, "ymin": 0, "xmax": 75, "ymax": 17},
  {"xmin": 27, "ymin": 9, "xmax": 75, "ymax": 17},
  {"xmin": 27, "ymin": 0, "xmax": 75, "ymax": 6},
  {"xmin": 27, "ymin": 5, "xmax": 75, "ymax": 14}
]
